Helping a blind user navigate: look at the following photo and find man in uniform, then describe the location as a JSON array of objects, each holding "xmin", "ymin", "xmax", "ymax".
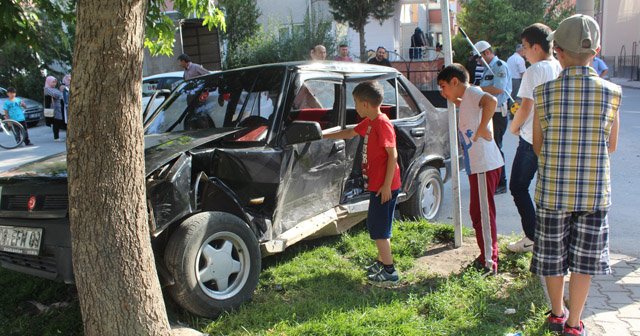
[{"xmin": 475, "ymin": 40, "xmax": 511, "ymax": 194}]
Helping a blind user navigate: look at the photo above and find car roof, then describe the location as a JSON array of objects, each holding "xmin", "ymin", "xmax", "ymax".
[
  {"xmin": 225, "ymin": 61, "xmax": 401, "ymax": 76},
  {"xmin": 143, "ymin": 71, "xmax": 185, "ymax": 81}
]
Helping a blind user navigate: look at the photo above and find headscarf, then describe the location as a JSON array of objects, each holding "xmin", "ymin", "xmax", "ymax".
[
  {"xmin": 45, "ymin": 76, "xmax": 58, "ymax": 88},
  {"xmin": 62, "ymin": 74, "xmax": 71, "ymax": 86}
]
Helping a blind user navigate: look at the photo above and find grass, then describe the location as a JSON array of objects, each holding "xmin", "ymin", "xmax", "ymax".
[{"xmin": 1, "ymin": 221, "xmax": 554, "ymax": 336}]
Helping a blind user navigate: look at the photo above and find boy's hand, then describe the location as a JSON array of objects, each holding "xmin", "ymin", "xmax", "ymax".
[
  {"xmin": 473, "ymin": 127, "xmax": 492, "ymax": 142},
  {"xmin": 377, "ymin": 185, "xmax": 392, "ymax": 204},
  {"xmin": 20, "ymin": 101, "xmax": 27, "ymax": 108}
]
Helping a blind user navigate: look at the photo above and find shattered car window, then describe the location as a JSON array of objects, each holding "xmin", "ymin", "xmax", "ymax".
[{"xmin": 145, "ymin": 68, "xmax": 284, "ymax": 136}]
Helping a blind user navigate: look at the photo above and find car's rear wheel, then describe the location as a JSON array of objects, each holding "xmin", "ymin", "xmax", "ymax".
[
  {"xmin": 399, "ymin": 167, "xmax": 443, "ymax": 221},
  {"xmin": 164, "ymin": 211, "xmax": 261, "ymax": 318}
]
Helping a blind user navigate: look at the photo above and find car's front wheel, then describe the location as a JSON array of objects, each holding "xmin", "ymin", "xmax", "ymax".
[
  {"xmin": 399, "ymin": 167, "xmax": 443, "ymax": 221},
  {"xmin": 164, "ymin": 211, "xmax": 261, "ymax": 318}
]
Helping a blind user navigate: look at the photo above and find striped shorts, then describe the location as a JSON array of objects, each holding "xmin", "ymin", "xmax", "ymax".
[{"xmin": 530, "ymin": 207, "xmax": 611, "ymax": 276}]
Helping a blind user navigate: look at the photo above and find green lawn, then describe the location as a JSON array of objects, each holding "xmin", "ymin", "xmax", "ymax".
[{"xmin": 0, "ymin": 221, "xmax": 554, "ymax": 336}]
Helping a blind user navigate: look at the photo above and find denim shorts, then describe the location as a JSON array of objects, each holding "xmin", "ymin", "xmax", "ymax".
[
  {"xmin": 366, "ymin": 189, "xmax": 399, "ymax": 240},
  {"xmin": 530, "ymin": 207, "xmax": 611, "ymax": 276}
]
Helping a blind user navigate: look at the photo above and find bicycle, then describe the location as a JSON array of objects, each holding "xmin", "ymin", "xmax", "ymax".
[{"xmin": 0, "ymin": 118, "xmax": 26, "ymax": 149}]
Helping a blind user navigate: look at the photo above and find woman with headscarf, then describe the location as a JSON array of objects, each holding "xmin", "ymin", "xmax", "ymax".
[
  {"xmin": 44, "ymin": 76, "xmax": 65, "ymax": 141},
  {"xmin": 61, "ymin": 74, "xmax": 71, "ymax": 125},
  {"xmin": 410, "ymin": 27, "xmax": 427, "ymax": 60}
]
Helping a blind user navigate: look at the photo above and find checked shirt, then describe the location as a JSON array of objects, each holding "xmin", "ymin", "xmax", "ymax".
[{"xmin": 533, "ymin": 66, "xmax": 621, "ymax": 211}]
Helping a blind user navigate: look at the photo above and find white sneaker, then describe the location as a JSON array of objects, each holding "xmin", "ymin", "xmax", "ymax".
[{"xmin": 507, "ymin": 237, "xmax": 534, "ymax": 253}]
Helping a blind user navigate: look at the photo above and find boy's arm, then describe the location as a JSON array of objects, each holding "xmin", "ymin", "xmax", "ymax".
[
  {"xmin": 473, "ymin": 93, "xmax": 497, "ymax": 141},
  {"xmin": 509, "ymin": 97, "xmax": 533, "ymax": 135},
  {"xmin": 323, "ymin": 128, "xmax": 358, "ymax": 140},
  {"xmin": 608, "ymin": 109, "xmax": 620, "ymax": 153},
  {"xmin": 532, "ymin": 106, "xmax": 543, "ymax": 156},
  {"xmin": 377, "ymin": 146, "xmax": 398, "ymax": 203}
]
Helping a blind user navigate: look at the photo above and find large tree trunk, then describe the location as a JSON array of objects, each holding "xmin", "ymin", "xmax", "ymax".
[
  {"xmin": 358, "ymin": 25, "xmax": 366, "ymax": 63},
  {"xmin": 67, "ymin": 0, "xmax": 171, "ymax": 335}
]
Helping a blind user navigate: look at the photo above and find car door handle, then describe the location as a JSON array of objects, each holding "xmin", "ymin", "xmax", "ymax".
[
  {"xmin": 333, "ymin": 141, "xmax": 345, "ymax": 152},
  {"xmin": 410, "ymin": 128, "xmax": 425, "ymax": 137}
]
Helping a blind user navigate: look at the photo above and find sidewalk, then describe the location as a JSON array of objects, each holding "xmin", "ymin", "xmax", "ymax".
[
  {"xmin": 609, "ymin": 77, "xmax": 640, "ymax": 89},
  {"xmin": 574, "ymin": 252, "xmax": 640, "ymax": 336}
]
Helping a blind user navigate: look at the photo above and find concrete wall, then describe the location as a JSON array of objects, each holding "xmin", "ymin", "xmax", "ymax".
[{"xmin": 602, "ymin": 0, "xmax": 640, "ymax": 58}]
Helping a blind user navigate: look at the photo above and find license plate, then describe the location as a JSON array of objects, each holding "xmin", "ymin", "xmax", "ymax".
[{"xmin": 0, "ymin": 225, "xmax": 43, "ymax": 255}]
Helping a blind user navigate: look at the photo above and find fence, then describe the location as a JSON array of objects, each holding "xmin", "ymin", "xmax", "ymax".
[
  {"xmin": 602, "ymin": 55, "xmax": 640, "ymax": 81},
  {"xmin": 390, "ymin": 58, "xmax": 447, "ymax": 107}
]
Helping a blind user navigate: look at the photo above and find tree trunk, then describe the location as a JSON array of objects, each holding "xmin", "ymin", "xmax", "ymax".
[
  {"xmin": 67, "ymin": 0, "xmax": 171, "ymax": 335},
  {"xmin": 358, "ymin": 25, "xmax": 366, "ymax": 63}
]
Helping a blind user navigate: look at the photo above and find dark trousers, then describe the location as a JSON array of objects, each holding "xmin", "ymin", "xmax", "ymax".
[
  {"xmin": 53, "ymin": 119, "xmax": 65, "ymax": 139},
  {"xmin": 509, "ymin": 137, "xmax": 538, "ymax": 240},
  {"xmin": 17, "ymin": 120, "xmax": 31, "ymax": 145},
  {"xmin": 492, "ymin": 112, "xmax": 508, "ymax": 186}
]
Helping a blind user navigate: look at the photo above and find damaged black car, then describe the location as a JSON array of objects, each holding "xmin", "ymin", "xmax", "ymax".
[{"xmin": 0, "ymin": 62, "xmax": 451, "ymax": 318}]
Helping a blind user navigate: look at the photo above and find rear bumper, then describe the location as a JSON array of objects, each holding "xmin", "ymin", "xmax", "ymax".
[{"xmin": 0, "ymin": 217, "xmax": 74, "ymax": 283}]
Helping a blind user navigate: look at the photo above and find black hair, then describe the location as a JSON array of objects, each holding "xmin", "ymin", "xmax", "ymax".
[
  {"xmin": 339, "ymin": 44, "xmax": 348, "ymax": 48},
  {"xmin": 6, "ymin": 87, "xmax": 16, "ymax": 93},
  {"xmin": 177, "ymin": 53, "xmax": 191, "ymax": 63},
  {"xmin": 437, "ymin": 63, "xmax": 469, "ymax": 84},
  {"xmin": 520, "ymin": 23, "xmax": 553, "ymax": 54},
  {"xmin": 376, "ymin": 46, "xmax": 387, "ymax": 52},
  {"xmin": 352, "ymin": 81, "xmax": 384, "ymax": 106}
]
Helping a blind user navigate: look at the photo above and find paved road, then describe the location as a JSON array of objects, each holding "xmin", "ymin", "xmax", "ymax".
[
  {"xmin": 439, "ymin": 85, "xmax": 640, "ymax": 259},
  {"xmin": 0, "ymin": 124, "xmax": 67, "ymax": 172}
]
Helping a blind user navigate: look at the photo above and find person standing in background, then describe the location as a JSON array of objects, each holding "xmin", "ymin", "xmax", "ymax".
[
  {"xmin": 506, "ymin": 44, "xmax": 527, "ymax": 113},
  {"xmin": 410, "ymin": 27, "xmax": 427, "ymax": 60},
  {"xmin": 592, "ymin": 55, "xmax": 609, "ymax": 78},
  {"xmin": 178, "ymin": 54, "xmax": 209, "ymax": 80},
  {"xmin": 334, "ymin": 44, "xmax": 353, "ymax": 62},
  {"xmin": 475, "ymin": 40, "xmax": 512, "ymax": 194},
  {"xmin": 44, "ymin": 76, "xmax": 65, "ymax": 142}
]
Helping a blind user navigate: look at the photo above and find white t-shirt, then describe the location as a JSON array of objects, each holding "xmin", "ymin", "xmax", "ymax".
[
  {"xmin": 507, "ymin": 53, "xmax": 526, "ymax": 79},
  {"xmin": 516, "ymin": 58, "xmax": 562, "ymax": 144},
  {"xmin": 458, "ymin": 86, "xmax": 504, "ymax": 175}
]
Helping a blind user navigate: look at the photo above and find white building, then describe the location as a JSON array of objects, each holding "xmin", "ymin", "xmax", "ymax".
[{"xmin": 255, "ymin": 0, "xmax": 459, "ymax": 61}]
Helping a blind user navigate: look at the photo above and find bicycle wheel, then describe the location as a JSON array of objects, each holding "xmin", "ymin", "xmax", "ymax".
[{"xmin": 0, "ymin": 119, "xmax": 26, "ymax": 149}]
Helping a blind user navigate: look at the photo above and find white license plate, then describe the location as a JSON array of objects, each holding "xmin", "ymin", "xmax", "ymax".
[{"xmin": 0, "ymin": 225, "xmax": 43, "ymax": 255}]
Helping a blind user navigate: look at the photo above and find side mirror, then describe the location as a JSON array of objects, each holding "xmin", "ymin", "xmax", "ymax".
[{"xmin": 284, "ymin": 121, "xmax": 322, "ymax": 145}]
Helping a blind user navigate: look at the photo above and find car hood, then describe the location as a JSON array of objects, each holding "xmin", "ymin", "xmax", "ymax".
[{"xmin": 0, "ymin": 128, "xmax": 238, "ymax": 179}]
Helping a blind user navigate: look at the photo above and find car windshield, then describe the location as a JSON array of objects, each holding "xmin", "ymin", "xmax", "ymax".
[
  {"xmin": 0, "ymin": 88, "xmax": 7, "ymax": 98},
  {"xmin": 145, "ymin": 68, "xmax": 284, "ymax": 136}
]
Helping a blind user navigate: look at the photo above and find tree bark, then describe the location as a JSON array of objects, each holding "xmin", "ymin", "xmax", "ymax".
[
  {"xmin": 358, "ymin": 25, "xmax": 366, "ymax": 63},
  {"xmin": 67, "ymin": 0, "xmax": 171, "ymax": 335}
]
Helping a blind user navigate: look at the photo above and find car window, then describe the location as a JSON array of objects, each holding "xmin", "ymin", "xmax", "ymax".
[
  {"xmin": 397, "ymin": 82, "xmax": 421, "ymax": 118},
  {"xmin": 290, "ymin": 79, "xmax": 339, "ymax": 130},
  {"xmin": 345, "ymin": 78, "xmax": 397, "ymax": 125},
  {"xmin": 142, "ymin": 79, "xmax": 160, "ymax": 97},
  {"xmin": 0, "ymin": 88, "xmax": 7, "ymax": 98},
  {"xmin": 145, "ymin": 68, "xmax": 284, "ymax": 138},
  {"xmin": 161, "ymin": 77, "xmax": 182, "ymax": 91}
]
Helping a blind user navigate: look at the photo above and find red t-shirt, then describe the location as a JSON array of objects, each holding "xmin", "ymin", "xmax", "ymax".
[{"xmin": 354, "ymin": 113, "xmax": 402, "ymax": 192}]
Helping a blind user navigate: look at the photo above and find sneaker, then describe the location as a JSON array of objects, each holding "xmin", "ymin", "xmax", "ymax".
[
  {"xmin": 547, "ymin": 307, "xmax": 569, "ymax": 332},
  {"xmin": 367, "ymin": 268, "xmax": 399, "ymax": 285},
  {"xmin": 25, "ymin": 142, "xmax": 34, "ymax": 146},
  {"xmin": 507, "ymin": 237, "xmax": 534, "ymax": 253},
  {"xmin": 53, "ymin": 138, "xmax": 62, "ymax": 142},
  {"xmin": 365, "ymin": 260, "xmax": 383, "ymax": 275},
  {"xmin": 471, "ymin": 256, "xmax": 497, "ymax": 276},
  {"xmin": 562, "ymin": 321, "xmax": 587, "ymax": 336},
  {"xmin": 495, "ymin": 184, "xmax": 507, "ymax": 194}
]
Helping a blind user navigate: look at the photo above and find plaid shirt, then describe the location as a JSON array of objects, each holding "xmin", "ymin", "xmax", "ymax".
[{"xmin": 534, "ymin": 66, "xmax": 621, "ymax": 211}]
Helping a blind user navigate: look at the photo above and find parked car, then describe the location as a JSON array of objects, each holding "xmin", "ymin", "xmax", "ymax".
[
  {"xmin": 0, "ymin": 87, "xmax": 44, "ymax": 127},
  {"xmin": 0, "ymin": 62, "xmax": 451, "ymax": 318},
  {"xmin": 142, "ymin": 71, "xmax": 185, "ymax": 121}
]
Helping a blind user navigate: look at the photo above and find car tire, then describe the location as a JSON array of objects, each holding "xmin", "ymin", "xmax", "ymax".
[
  {"xmin": 164, "ymin": 211, "xmax": 261, "ymax": 318},
  {"xmin": 399, "ymin": 167, "xmax": 443, "ymax": 221}
]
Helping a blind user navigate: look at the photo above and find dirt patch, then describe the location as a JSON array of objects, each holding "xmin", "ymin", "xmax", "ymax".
[{"xmin": 411, "ymin": 237, "xmax": 480, "ymax": 277}]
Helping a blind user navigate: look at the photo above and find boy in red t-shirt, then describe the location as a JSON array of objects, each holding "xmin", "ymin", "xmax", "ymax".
[{"xmin": 325, "ymin": 81, "xmax": 402, "ymax": 284}]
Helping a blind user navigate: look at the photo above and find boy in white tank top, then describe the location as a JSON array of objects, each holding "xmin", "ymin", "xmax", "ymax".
[{"xmin": 437, "ymin": 64, "xmax": 504, "ymax": 274}]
